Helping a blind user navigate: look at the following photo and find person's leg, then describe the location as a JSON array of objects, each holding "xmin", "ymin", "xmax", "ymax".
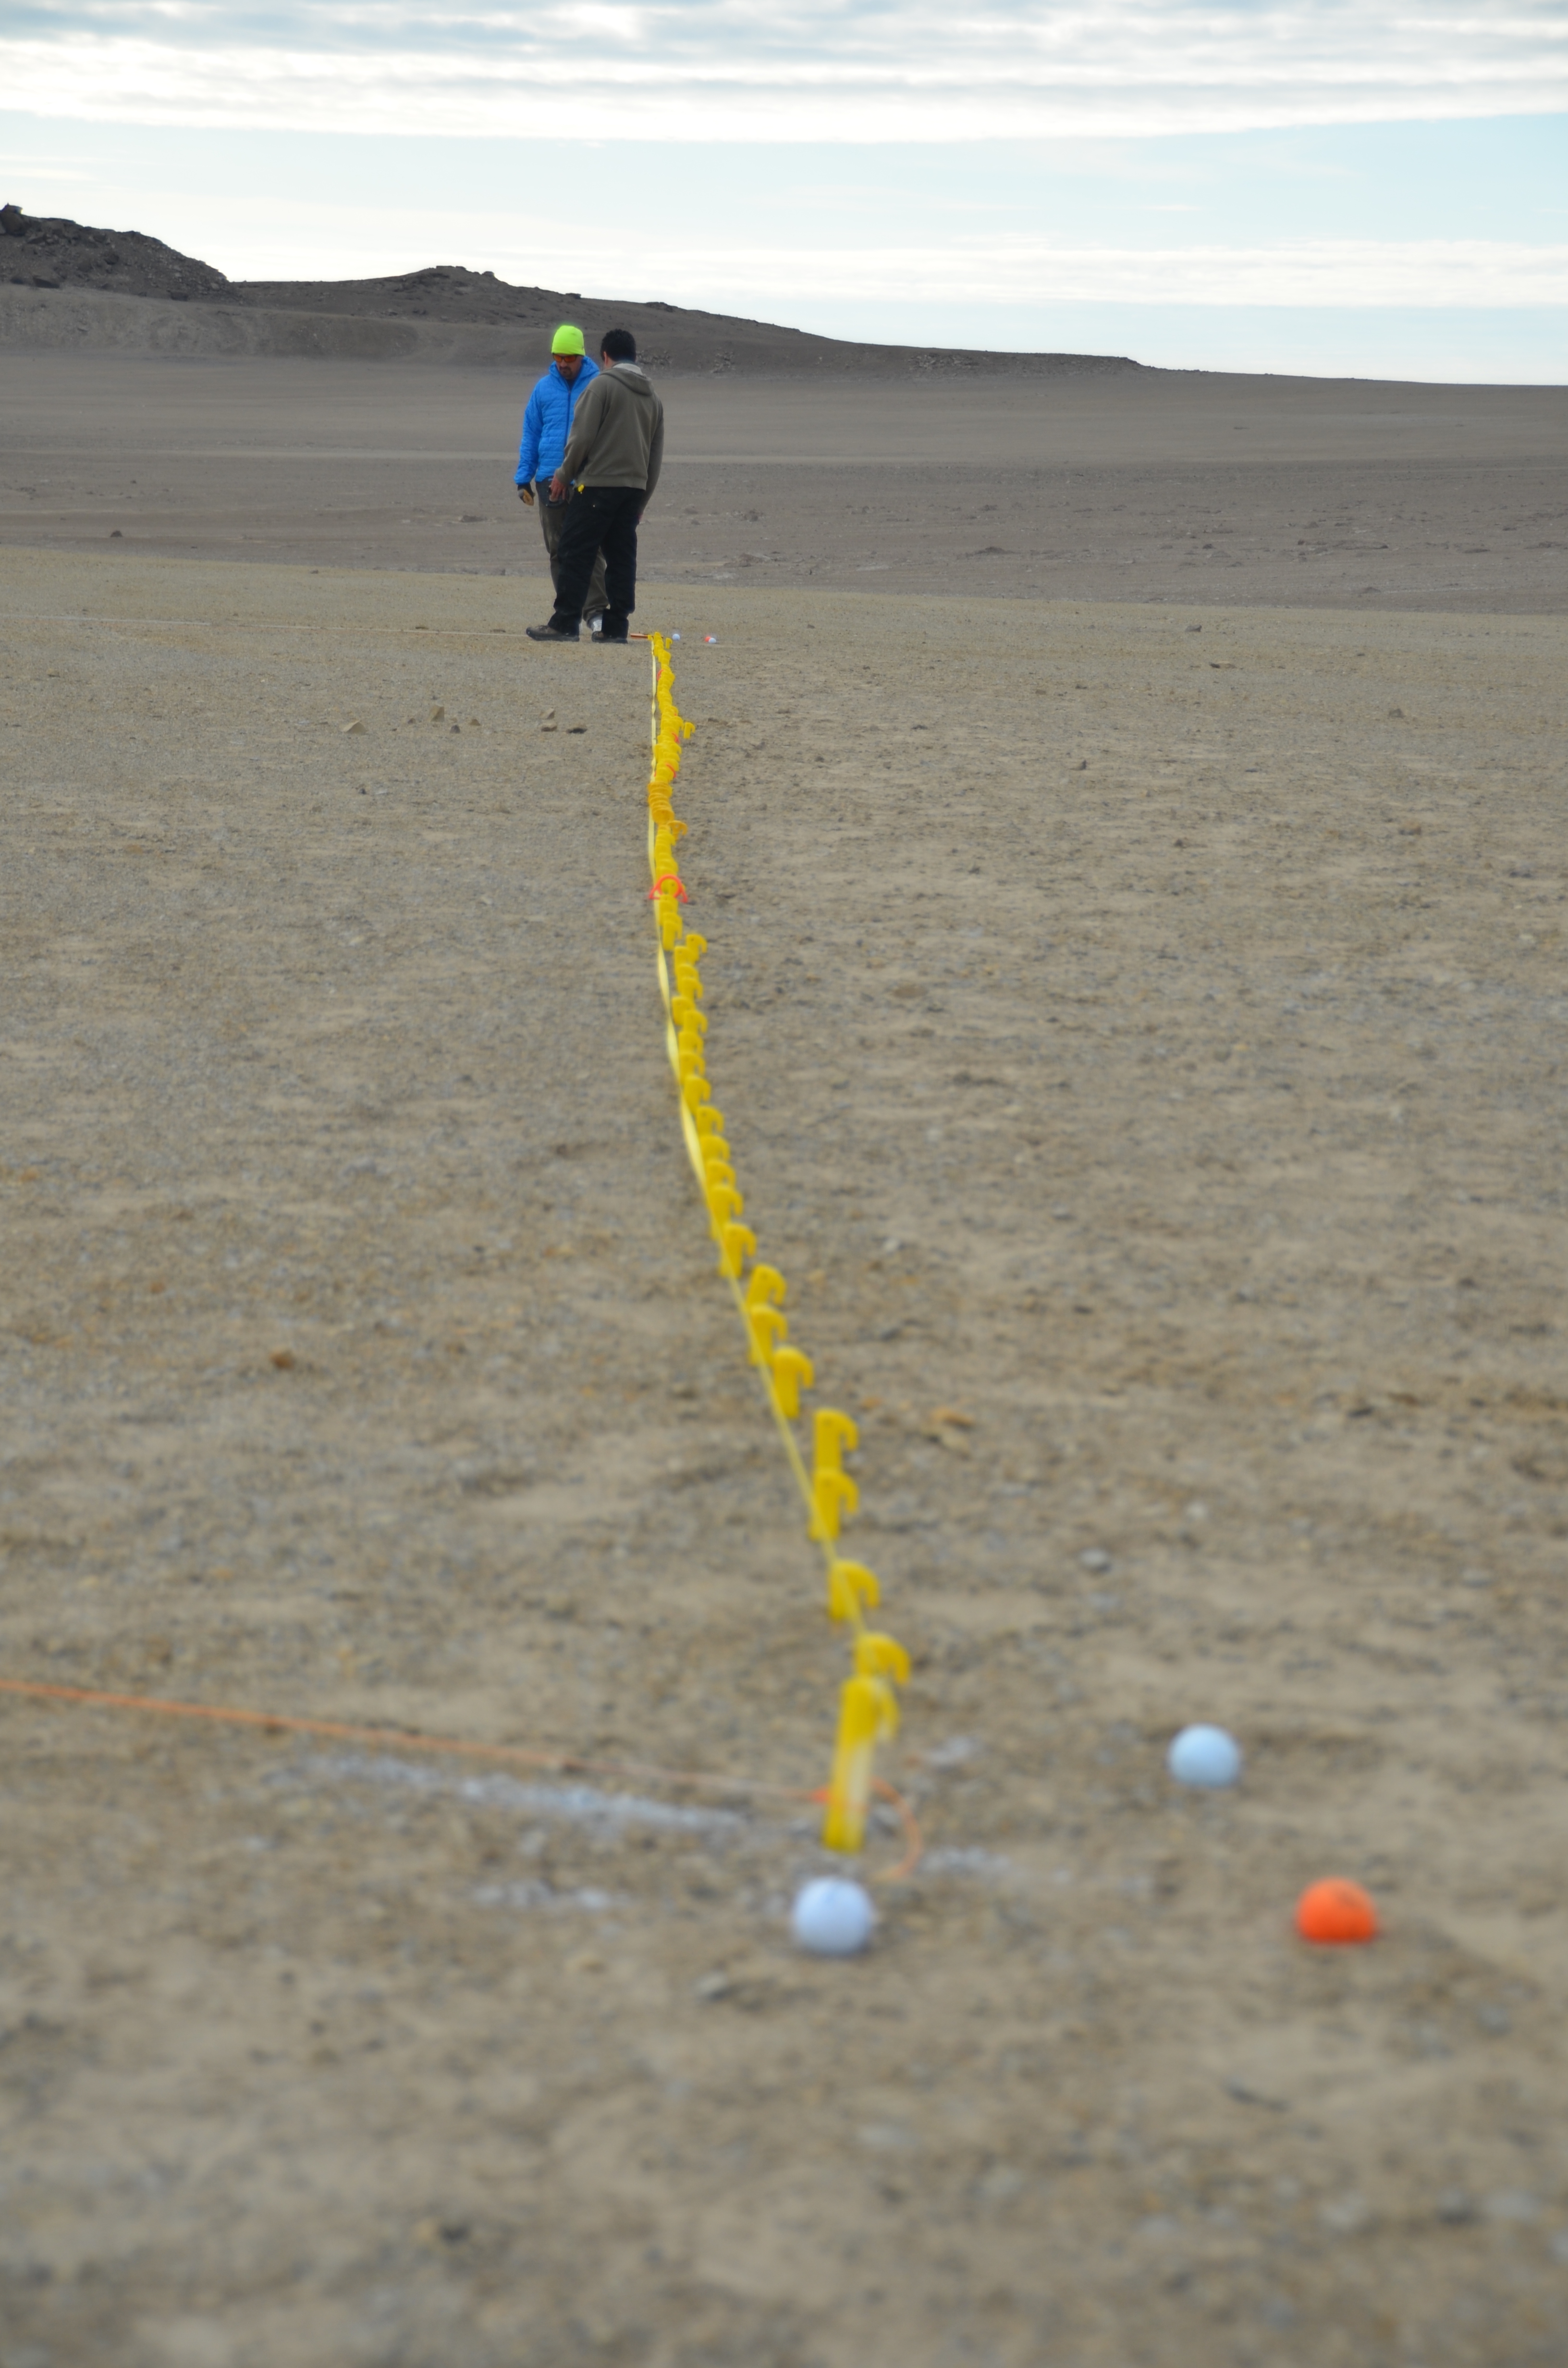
[
  {"xmin": 597, "ymin": 490, "xmax": 641, "ymax": 639},
  {"xmin": 546, "ymin": 488, "xmax": 610, "ymax": 632},
  {"xmin": 584, "ymin": 546, "xmax": 609, "ymax": 626},
  {"xmin": 538, "ymin": 485, "xmax": 565, "ymax": 601}
]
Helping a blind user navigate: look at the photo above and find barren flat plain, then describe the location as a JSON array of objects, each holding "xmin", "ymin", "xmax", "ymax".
[
  {"xmin": 1, "ymin": 351, "xmax": 1567, "ymax": 2368},
  {"xmin": 3, "ymin": 349, "xmax": 1566, "ymax": 613}
]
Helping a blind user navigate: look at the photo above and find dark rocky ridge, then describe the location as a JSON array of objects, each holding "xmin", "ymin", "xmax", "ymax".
[
  {"xmin": 1, "ymin": 201, "xmax": 233, "ymax": 301},
  {"xmin": 0, "ymin": 203, "xmax": 1139, "ymax": 379}
]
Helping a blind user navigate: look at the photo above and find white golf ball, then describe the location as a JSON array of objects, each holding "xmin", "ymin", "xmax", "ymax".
[
  {"xmin": 791, "ymin": 1877, "xmax": 876, "ymax": 1957},
  {"xmin": 1167, "ymin": 1724, "xmax": 1243, "ymax": 1788}
]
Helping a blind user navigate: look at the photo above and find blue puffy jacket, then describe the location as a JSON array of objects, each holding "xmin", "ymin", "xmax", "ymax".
[{"xmin": 514, "ymin": 357, "xmax": 600, "ymax": 487}]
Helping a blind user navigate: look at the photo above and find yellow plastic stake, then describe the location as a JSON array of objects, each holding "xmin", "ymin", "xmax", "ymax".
[
  {"xmin": 853, "ymin": 1633, "xmax": 910, "ymax": 1744},
  {"xmin": 856, "ymin": 1629, "xmax": 910, "ymax": 1695},
  {"xmin": 813, "ymin": 1408, "xmax": 858, "ymax": 1477},
  {"xmin": 809, "ymin": 1466, "xmax": 858, "ymax": 1542},
  {"xmin": 771, "ymin": 1344, "xmax": 814, "ymax": 1418},
  {"xmin": 694, "ymin": 1105, "xmax": 725, "ymax": 1139},
  {"xmin": 717, "ymin": 1221, "xmax": 756, "ymax": 1279},
  {"xmin": 745, "ymin": 1265, "xmax": 786, "ymax": 1313},
  {"xmin": 671, "ymin": 998, "xmax": 706, "ymax": 1034},
  {"xmin": 821, "ymin": 1674, "xmax": 881, "ymax": 1853},
  {"xmin": 748, "ymin": 1303, "xmax": 787, "ymax": 1365},
  {"xmin": 707, "ymin": 1182, "xmax": 744, "ymax": 1235},
  {"xmin": 683, "ymin": 1073, "xmax": 711, "ymax": 1110},
  {"xmin": 827, "ymin": 1560, "xmax": 881, "ymax": 1622}
]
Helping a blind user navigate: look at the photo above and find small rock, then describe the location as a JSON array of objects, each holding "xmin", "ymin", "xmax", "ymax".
[
  {"xmin": 1435, "ymin": 2188, "xmax": 1476, "ymax": 2224},
  {"xmin": 109, "ymin": 528, "xmax": 123, "ymax": 539},
  {"xmin": 925, "ymin": 1734, "xmax": 981, "ymax": 1770},
  {"xmin": 1078, "ymin": 1547, "xmax": 1113, "ymax": 1574},
  {"xmin": 1319, "ymin": 2191, "xmax": 1371, "ymax": 2235},
  {"xmin": 342, "ymin": 719, "xmax": 365, "ymax": 736},
  {"xmin": 269, "ymin": 1348, "xmax": 296, "ymax": 1371},
  {"xmin": 1484, "ymin": 2189, "xmax": 1540, "ymax": 2223},
  {"xmin": 414, "ymin": 2215, "xmax": 471, "ymax": 2249},
  {"xmin": 429, "ymin": 704, "xmax": 445, "ymax": 722},
  {"xmin": 450, "ymin": 723, "xmax": 460, "ymax": 734},
  {"xmin": 694, "ymin": 1971, "xmax": 732, "ymax": 2001}
]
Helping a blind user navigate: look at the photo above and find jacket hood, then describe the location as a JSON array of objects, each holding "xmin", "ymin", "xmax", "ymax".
[{"xmin": 608, "ymin": 361, "xmax": 655, "ymax": 396}]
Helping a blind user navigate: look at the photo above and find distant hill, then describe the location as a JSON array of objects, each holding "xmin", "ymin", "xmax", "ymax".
[{"xmin": 0, "ymin": 202, "xmax": 1139, "ymax": 380}]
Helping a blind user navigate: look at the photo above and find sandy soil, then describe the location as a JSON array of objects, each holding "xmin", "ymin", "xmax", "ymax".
[
  {"xmin": 3, "ymin": 352, "xmax": 1565, "ymax": 617},
  {"xmin": 2, "ymin": 534, "xmax": 1567, "ymax": 2368}
]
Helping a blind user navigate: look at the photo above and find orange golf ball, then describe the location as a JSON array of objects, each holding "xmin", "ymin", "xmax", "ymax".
[{"xmin": 1295, "ymin": 1878, "xmax": 1379, "ymax": 1945}]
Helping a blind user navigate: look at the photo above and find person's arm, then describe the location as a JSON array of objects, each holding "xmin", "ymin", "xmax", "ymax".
[
  {"xmin": 641, "ymin": 401, "xmax": 665, "ymax": 511},
  {"xmin": 557, "ymin": 374, "xmax": 607, "ymax": 488},
  {"xmin": 515, "ymin": 382, "xmax": 543, "ymax": 488}
]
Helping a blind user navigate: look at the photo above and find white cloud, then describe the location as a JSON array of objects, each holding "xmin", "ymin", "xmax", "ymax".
[
  {"xmin": 622, "ymin": 239, "xmax": 1568, "ymax": 309},
  {"xmin": 4, "ymin": 3, "xmax": 1568, "ymax": 140}
]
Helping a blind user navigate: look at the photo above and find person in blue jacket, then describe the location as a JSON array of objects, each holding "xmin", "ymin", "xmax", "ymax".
[{"xmin": 515, "ymin": 324, "xmax": 608, "ymax": 633}]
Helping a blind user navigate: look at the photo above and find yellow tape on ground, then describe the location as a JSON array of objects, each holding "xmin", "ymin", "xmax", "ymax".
[{"xmin": 643, "ymin": 634, "xmax": 908, "ymax": 1853}]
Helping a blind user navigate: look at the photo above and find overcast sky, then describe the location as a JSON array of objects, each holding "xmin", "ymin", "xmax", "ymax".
[{"xmin": 4, "ymin": 1, "xmax": 1565, "ymax": 377}]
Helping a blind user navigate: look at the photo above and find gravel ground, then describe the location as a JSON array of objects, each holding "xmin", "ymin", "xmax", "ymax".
[
  {"xmin": 1, "ymin": 544, "xmax": 1566, "ymax": 2367},
  {"xmin": 3, "ymin": 350, "xmax": 1565, "ymax": 616}
]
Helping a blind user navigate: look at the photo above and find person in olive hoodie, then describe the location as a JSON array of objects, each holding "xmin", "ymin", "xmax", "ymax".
[{"xmin": 526, "ymin": 328, "xmax": 665, "ymax": 645}]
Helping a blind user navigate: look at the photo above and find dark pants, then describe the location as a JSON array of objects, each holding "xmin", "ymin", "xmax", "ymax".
[
  {"xmin": 549, "ymin": 485, "xmax": 643, "ymax": 639},
  {"xmin": 535, "ymin": 482, "xmax": 607, "ymax": 622}
]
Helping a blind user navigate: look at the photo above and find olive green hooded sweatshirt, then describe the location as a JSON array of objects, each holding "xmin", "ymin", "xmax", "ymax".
[{"xmin": 559, "ymin": 361, "xmax": 665, "ymax": 501}]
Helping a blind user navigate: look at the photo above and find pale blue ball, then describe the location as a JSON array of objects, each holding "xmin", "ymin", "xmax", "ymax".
[
  {"xmin": 791, "ymin": 1877, "xmax": 876, "ymax": 1956},
  {"xmin": 1167, "ymin": 1724, "xmax": 1242, "ymax": 1788}
]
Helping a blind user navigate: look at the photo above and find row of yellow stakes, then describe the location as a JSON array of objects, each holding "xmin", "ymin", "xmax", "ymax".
[{"xmin": 645, "ymin": 632, "xmax": 909, "ymax": 1854}]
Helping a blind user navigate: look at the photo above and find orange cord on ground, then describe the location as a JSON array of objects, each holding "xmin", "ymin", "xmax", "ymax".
[{"xmin": 0, "ymin": 1677, "xmax": 924, "ymax": 1883}]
